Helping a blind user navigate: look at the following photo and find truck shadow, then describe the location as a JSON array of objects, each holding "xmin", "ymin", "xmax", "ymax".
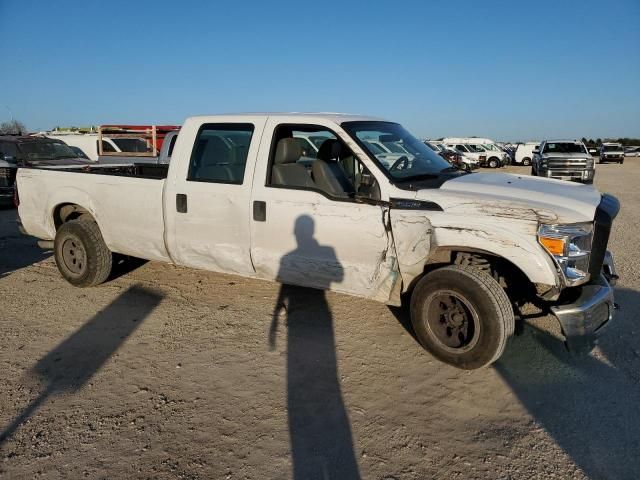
[
  {"xmin": 268, "ymin": 215, "xmax": 361, "ymax": 480},
  {"xmin": 0, "ymin": 284, "xmax": 163, "ymax": 447},
  {"xmin": 495, "ymin": 286, "xmax": 640, "ymax": 479}
]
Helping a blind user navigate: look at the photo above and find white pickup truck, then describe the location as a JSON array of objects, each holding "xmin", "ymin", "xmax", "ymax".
[{"xmin": 16, "ymin": 114, "xmax": 620, "ymax": 369}]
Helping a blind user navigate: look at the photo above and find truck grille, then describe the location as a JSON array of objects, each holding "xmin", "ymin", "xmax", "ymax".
[
  {"xmin": 589, "ymin": 194, "xmax": 620, "ymax": 279},
  {"xmin": 0, "ymin": 168, "xmax": 16, "ymax": 188},
  {"xmin": 547, "ymin": 157, "xmax": 588, "ymax": 170}
]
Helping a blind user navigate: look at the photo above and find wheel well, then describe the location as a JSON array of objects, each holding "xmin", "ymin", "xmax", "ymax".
[
  {"xmin": 53, "ymin": 203, "xmax": 93, "ymax": 230},
  {"xmin": 405, "ymin": 248, "xmax": 536, "ymax": 304}
]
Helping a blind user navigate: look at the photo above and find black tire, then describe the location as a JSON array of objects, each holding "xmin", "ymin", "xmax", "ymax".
[
  {"xmin": 410, "ymin": 265, "xmax": 514, "ymax": 369},
  {"xmin": 620, "ymin": 159, "xmax": 624, "ymax": 164},
  {"xmin": 522, "ymin": 157, "xmax": 531, "ymax": 166},
  {"xmin": 488, "ymin": 157, "xmax": 499, "ymax": 168},
  {"xmin": 531, "ymin": 166, "xmax": 536, "ymax": 176},
  {"xmin": 54, "ymin": 218, "xmax": 113, "ymax": 287}
]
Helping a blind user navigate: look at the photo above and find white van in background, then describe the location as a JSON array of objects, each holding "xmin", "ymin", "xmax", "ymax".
[
  {"xmin": 514, "ymin": 142, "xmax": 540, "ymax": 166},
  {"xmin": 45, "ymin": 133, "xmax": 122, "ymax": 161}
]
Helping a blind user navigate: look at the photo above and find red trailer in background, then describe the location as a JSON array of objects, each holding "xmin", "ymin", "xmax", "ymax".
[{"xmin": 98, "ymin": 125, "xmax": 180, "ymax": 156}]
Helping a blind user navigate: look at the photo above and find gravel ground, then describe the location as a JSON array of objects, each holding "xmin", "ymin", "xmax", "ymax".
[{"xmin": 1, "ymin": 162, "xmax": 639, "ymax": 480}]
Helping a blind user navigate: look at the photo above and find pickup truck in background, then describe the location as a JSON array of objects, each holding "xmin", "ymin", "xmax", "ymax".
[
  {"xmin": 532, "ymin": 140, "xmax": 595, "ymax": 183},
  {"xmin": 0, "ymin": 135, "xmax": 92, "ymax": 205},
  {"xmin": 599, "ymin": 143, "xmax": 625, "ymax": 164},
  {"xmin": 16, "ymin": 114, "xmax": 619, "ymax": 369}
]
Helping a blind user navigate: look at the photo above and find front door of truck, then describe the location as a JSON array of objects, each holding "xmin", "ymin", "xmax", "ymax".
[
  {"xmin": 165, "ymin": 117, "xmax": 267, "ymax": 276},
  {"xmin": 249, "ymin": 119, "xmax": 396, "ymax": 301}
]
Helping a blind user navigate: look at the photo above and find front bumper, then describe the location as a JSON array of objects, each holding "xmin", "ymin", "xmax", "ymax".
[
  {"xmin": 539, "ymin": 167, "xmax": 594, "ymax": 183},
  {"xmin": 550, "ymin": 251, "xmax": 617, "ymax": 352}
]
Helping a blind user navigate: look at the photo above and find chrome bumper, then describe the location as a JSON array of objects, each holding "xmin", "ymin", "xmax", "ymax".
[{"xmin": 550, "ymin": 251, "xmax": 617, "ymax": 352}]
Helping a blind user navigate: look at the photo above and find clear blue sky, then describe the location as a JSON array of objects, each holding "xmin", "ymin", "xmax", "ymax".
[{"xmin": 1, "ymin": 0, "xmax": 638, "ymax": 141}]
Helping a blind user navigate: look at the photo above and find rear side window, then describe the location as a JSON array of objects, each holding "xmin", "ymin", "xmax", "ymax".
[{"xmin": 187, "ymin": 123, "xmax": 254, "ymax": 184}]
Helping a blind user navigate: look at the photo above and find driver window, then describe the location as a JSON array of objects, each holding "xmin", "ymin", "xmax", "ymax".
[{"xmin": 267, "ymin": 124, "xmax": 380, "ymax": 201}]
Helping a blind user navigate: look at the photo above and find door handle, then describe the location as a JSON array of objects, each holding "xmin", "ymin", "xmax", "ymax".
[
  {"xmin": 176, "ymin": 193, "xmax": 188, "ymax": 213},
  {"xmin": 253, "ymin": 200, "xmax": 266, "ymax": 221}
]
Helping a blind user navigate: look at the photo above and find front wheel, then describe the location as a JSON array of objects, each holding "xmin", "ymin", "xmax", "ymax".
[
  {"xmin": 522, "ymin": 157, "xmax": 531, "ymax": 166},
  {"xmin": 410, "ymin": 265, "xmax": 514, "ymax": 369},
  {"xmin": 54, "ymin": 218, "xmax": 113, "ymax": 287},
  {"xmin": 488, "ymin": 157, "xmax": 499, "ymax": 168}
]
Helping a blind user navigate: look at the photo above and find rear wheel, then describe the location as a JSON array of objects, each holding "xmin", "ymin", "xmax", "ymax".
[
  {"xmin": 54, "ymin": 218, "xmax": 112, "ymax": 287},
  {"xmin": 522, "ymin": 157, "xmax": 531, "ymax": 166},
  {"xmin": 410, "ymin": 265, "xmax": 514, "ymax": 369}
]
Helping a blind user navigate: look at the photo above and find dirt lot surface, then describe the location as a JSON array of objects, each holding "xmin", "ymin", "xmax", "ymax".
[{"xmin": 1, "ymin": 162, "xmax": 639, "ymax": 480}]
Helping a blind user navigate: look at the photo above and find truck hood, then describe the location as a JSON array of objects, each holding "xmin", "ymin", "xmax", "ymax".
[{"xmin": 420, "ymin": 172, "xmax": 602, "ymax": 224}]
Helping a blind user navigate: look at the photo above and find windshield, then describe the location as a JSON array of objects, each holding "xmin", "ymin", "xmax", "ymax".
[
  {"xmin": 343, "ymin": 121, "xmax": 453, "ymax": 180},
  {"xmin": 112, "ymin": 138, "xmax": 152, "ymax": 153},
  {"xmin": 603, "ymin": 145, "xmax": 623, "ymax": 152},
  {"xmin": 20, "ymin": 141, "xmax": 79, "ymax": 160},
  {"xmin": 543, "ymin": 142, "xmax": 588, "ymax": 154}
]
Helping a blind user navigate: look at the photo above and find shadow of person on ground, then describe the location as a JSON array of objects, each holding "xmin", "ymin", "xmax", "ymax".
[
  {"xmin": 0, "ymin": 284, "xmax": 163, "ymax": 447},
  {"xmin": 495, "ymin": 287, "xmax": 640, "ymax": 479},
  {"xmin": 0, "ymin": 208, "xmax": 50, "ymax": 278},
  {"xmin": 269, "ymin": 215, "xmax": 361, "ymax": 480}
]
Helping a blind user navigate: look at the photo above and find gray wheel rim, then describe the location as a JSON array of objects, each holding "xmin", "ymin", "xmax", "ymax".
[
  {"xmin": 424, "ymin": 290, "xmax": 481, "ymax": 354},
  {"xmin": 61, "ymin": 237, "xmax": 87, "ymax": 276}
]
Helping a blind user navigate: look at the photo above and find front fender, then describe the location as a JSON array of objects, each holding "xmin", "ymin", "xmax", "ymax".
[{"xmin": 430, "ymin": 216, "xmax": 559, "ymax": 289}]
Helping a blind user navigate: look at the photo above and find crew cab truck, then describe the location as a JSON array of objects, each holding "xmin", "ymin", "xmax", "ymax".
[
  {"xmin": 532, "ymin": 140, "xmax": 596, "ymax": 183},
  {"xmin": 599, "ymin": 143, "xmax": 625, "ymax": 164},
  {"xmin": 16, "ymin": 114, "xmax": 620, "ymax": 369}
]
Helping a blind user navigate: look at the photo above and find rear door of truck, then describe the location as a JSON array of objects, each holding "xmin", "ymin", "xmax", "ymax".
[{"xmin": 163, "ymin": 116, "xmax": 267, "ymax": 276}]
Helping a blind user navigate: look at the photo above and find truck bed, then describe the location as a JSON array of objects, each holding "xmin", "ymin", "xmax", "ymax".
[{"xmin": 17, "ymin": 166, "xmax": 171, "ymax": 263}]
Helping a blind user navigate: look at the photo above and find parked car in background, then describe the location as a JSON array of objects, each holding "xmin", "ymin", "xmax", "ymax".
[
  {"xmin": 425, "ymin": 141, "xmax": 478, "ymax": 171},
  {"xmin": 0, "ymin": 135, "xmax": 92, "ymax": 205},
  {"xmin": 443, "ymin": 142, "xmax": 492, "ymax": 167},
  {"xmin": 624, "ymin": 146, "xmax": 640, "ymax": 157},
  {"xmin": 16, "ymin": 113, "xmax": 620, "ymax": 369},
  {"xmin": 599, "ymin": 143, "xmax": 625, "ymax": 164},
  {"xmin": 532, "ymin": 140, "xmax": 595, "ymax": 183},
  {"xmin": 513, "ymin": 142, "xmax": 539, "ymax": 166},
  {"xmin": 442, "ymin": 138, "xmax": 507, "ymax": 168}
]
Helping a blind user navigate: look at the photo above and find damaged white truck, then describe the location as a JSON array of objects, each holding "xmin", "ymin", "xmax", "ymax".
[{"xmin": 16, "ymin": 114, "xmax": 620, "ymax": 369}]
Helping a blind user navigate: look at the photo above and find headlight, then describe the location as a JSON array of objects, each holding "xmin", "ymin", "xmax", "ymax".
[
  {"xmin": 586, "ymin": 158, "xmax": 594, "ymax": 168},
  {"xmin": 538, "ymin": 223, "xmax": 593, "ymax": 286}
]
